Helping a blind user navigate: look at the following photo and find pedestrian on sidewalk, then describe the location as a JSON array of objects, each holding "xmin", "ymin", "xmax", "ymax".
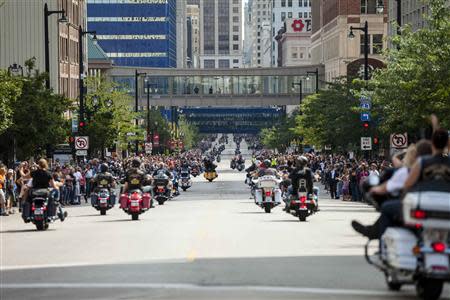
[{"xmin": 0, "ymin": 167, "xmax": 7, "ymax": 216}]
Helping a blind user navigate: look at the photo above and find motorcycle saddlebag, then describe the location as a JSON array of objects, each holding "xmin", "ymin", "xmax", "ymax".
[
  {"xmin": 381, "ymin": 227, "xmax": 417, "ymax": 271},
  {"xmin": 403, "ymin": 191, "xmax": 450, "ymax": 230},
  {"xmin": 142, "ymin": 193, "xmax": 151, "ymax": 209},
  {"xmin": 119, "ymin": 194, "xmax": 129, "ymax": 209}
]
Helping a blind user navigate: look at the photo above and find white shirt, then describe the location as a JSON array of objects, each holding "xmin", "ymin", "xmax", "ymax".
[
  {"xmin": 386, "ymin": 167, "xmax": 410, "ymax": 194},
  {"xmin": 369, "ymin": 170, "xmax": 380, "ymax": 177},
  {"xmin": 73, "ymin": 171, "xmax": 82, "ymax": 182}
]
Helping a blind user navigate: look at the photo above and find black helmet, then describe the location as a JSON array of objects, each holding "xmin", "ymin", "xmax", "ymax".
[
  {"xmin": 100, "ymin": 163, "xmax": 109, "ymax": 173},
  {"xmin": 295, "ymin": 156, "xmax": 308, "ymax": 168},
  {"xmin": 263, "ymin": 159, "xmax": 271, "ymax": 168},
  {"xmin": 131, "ymin": 158, "xmax": 141, "ymax": 168}
]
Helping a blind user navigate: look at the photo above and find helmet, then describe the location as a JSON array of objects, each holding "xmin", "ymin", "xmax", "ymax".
[
  {"xmin": 263, "ymin": 159, "xmax": 271, "ymax": 168},
  {"xmin": 100, "ymin": 163, "xmax": 109, "ymax": 173},
  {"xmin": 295, "ymin": 156, "xmax": 308, "ymax": 168},
  {"xmin": 131, "ymin": 158, "xmax": 141, "ymax": 168},
  {"xmin": 255, "ymin": 160, "xmax": 262, "ymax": 167}
]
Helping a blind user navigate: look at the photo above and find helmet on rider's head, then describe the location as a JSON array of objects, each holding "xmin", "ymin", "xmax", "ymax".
[
  {"xmin": 131, "ymin": 158, "xmax": 141, "ymax": 168},
  {"xmin": 295, "ymin": 156, "xmax": 308, "ymax": 168},
  {"xmin": 255, "ymin": 160, "xmax": 262, "ymax": 167},
  {"xmin": 100, "ymin": 163, "xmax": 109, "ymax": 173},
  {"xmin": 263, "ymin": 159, "xmax": 271, "ymax": 168}
]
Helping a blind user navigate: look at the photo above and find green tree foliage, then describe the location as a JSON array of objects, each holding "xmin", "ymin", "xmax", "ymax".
[
  {"xmin": 4, "ymin": 58, "xmax": 72, "ymax": 159},
  {"xmin": 0, "ymin": 70, "xmax": 22, "ymax": 134},
  {"xmin": 83, "ymin": 76, "xmax": 141, "ymax": 154},
  {"xmin": 372, "ymin": 0, "xmax": 450, "ymax": 132},
  {"xmin": 260, "ymin": 111, "xmax": 298, "ymax": 151},
  {"xmin": 293, "ymin": 79, "xmax": 372, "ymax": 151},
  {"xmin": 178, "ymin": 115, "xmax": 199, "ymax": 150}
]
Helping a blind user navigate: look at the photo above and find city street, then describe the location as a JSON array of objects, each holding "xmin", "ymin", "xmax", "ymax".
[{"xmin": 2, "ymin": 161, "xmax": 448, "ymax": 300}]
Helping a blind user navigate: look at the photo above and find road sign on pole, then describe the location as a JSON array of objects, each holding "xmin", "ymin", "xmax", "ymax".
[
  {"xmin": 360, "ymin": 112, "xmax": 371, "ymax": 122},
  {"xmin": 75, "ymin": 150, "xmax": 88, "ymax": 156},
  {"xmin": 144, "ymin": 143, "xmax": 152, "ymax": 154},
  {"xmin": 361, "ymin": 137, "xmax": 372, "ymax": 151},
  {"xmin": 75, "ymin": 136, "xmax": 89, "ymax": 150}
]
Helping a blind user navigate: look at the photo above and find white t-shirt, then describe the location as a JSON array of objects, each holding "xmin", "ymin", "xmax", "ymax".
[
  {"xmin": 73, "ymin": 171, "xmax": 82, "ymax": 182},
  {"xmin": 386, "ymin": 167, "xmax": 409, "ymax": 194}
]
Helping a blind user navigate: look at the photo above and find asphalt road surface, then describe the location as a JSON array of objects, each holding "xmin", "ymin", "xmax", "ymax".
[{"xmin": 1, "ymin": 161, "xmax": 449, "ymax": 300}]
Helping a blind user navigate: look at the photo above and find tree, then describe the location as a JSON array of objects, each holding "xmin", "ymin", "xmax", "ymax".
[
  {"xmin": 372, "ymin": 0, "xmax": 450, "ymax": 133},
  {"xmin": 178, "ymin": 115, "xmax": 199, "ymax": 150},
  {"xmin": 293, "ymin": 78, "xmax": 373, "ymax": 152},
  {"xmin": 0, "ymin": 70, "xmax": 22, "ymax": 135},
  {"xmin": 0, "ymin": 58, "xmax": 72, "ymax": 160},
  {"xmin": 83, "ymin": 76, "xmax": 141, "ymax": 155},
  {"xmin": 260, "ymin": 110, "xmax": 298, "ymax": 152}
]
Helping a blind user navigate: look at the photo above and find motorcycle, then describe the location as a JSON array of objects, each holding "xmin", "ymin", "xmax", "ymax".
[
  {"xmin": 286, "ymin": 179, "xmax": 317, "ymax": 221},
  {"xmin": 179, "ymin": 171, "xmax": 192, "ymax": 191},
  {"xmin": 204, "ymin": 170, "xmax": 218, "ymax": 182},
  {"xmin": 28, "ymin": 189, "xmax": 52, "ymax": 230},
  {"xmin": 153, "ymin": 173, "xmax": 171, "ymax": 205},
  {"xmin": 361, "ymin": 176, "xmax": 450, "ymax": 300},
  {"xmin": 252, "ymin": 175, "xmax": 282, "ymax": 213},
  {"xmin": 91, "ymin": 188, "xmax": 115, "ymax": 215},
  {"xmin": 216, "ymin": 155, "xmax": 221, "ymax": 163},
  {"xmin": 230, "ymin": 160, "xmax": 237, "ymax": 170},
  {"xmin": 191, "ymin": 166, "xmax": 200, "ymax": 177},
  {"xmin": 119, "ymin": 187, "xmax": 152, "ymax": 220},
  {"xmin": 237, "ymin": 162, "xmax": 245, "ymax": 172}
]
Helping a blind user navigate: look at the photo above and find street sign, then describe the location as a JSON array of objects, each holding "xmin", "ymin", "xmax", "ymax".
[
  {"xmin": 324, "ymin": 145, "xmax": 332, "ymax": 150},
  {"xmin": 71, "ymin": 115, "xmax": 79, "ymax": 133},
  {"xmin": 360, "ymin": 112, "xmax": 371, "ymax": 122},
  {"xmin": 390, "ymin": 133, "xmax": 408, "ymax": 149},
  {"xmin": 75, "ymin": 136, "xmax": 89, "ymax": 150},
  {"xmin": 145, "ymin": 143, "xmax": 152, "ymax": 154},
  {"xmin": 360, "ymin": 102, "xmax": 371, "ymax": 110},
  {"xmin": 359, "ymin": 95, "xmax": 372, "ymax": 103},
  {"xmin": 126, "ymin": 132, "xmax": 135, "ymax": 136},
  {"xmin": 361, "ymin": 137, "xmax": 372, "ymax": 151},
  {"xmin": 75, "ymin": 150, "xmax": 88, "ymax": 156}
]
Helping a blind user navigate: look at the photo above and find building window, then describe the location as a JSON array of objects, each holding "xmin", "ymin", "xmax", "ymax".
[
  {"xmin": 281, "ymin": 0, "xmax": 286, "ymax": 7},
  {"xmin": 233, "ymin": 59, "xmax": 239, "ymax": 63},
  {"xmin": 233, "ymin": 44, "xmax": 239, "ymax": 50},
  {"xmin": 288, "ymin": 0, "xmax": 292, "ymax": 7},
  {"xmin": 292, "ymin": 52, "xmax": 297, "ymax": 59},
  {"xmin": 233, "ymin": 26, "xmax": 239, "ymax": 32},
  {"xmin": 361, "ymin": 0, "xmax": 377, "ymax": 14},
  {"xmin": 257, "ymin": 59, "xmax": 261, "ymax": 64},
  {"xmin": 219, "ymin": 59, "xmax": 230, "ymax": 68},
  {"xmin": 233, "ymin": 35, "xmax": 239, "ymax": 41},
  {"xmin": 204, "ymin": 60, "xmax": 215, "ymax": 68},
  {"xmin": 360, "ymin": 34, "xmax": 366, "ymax": 55},
  {"xmin": 304, "ymin": 0, "xmax": 308, "ymax": 7},
  {"xmin": 233, "ymin": 7, "xmax": 239, "ymax": 13},
  {"xmin": 288, "ymin": 12, "xmax": 292, "ymax": 18},
  {"xmin": 281, "ymin": 12, "xmax": 286, "ymax": 21},
  {"xmin": 304, "ymin": 12, "xmax": 308, "ymax": 18},
  {"xmin": 233, "ymin": 16, "xmax": 239, "ymax": 22},
  {"xmin": 299, "ymin": 0, "xmax": 302, "ymax": 7},
  {"xmin": 372, "ymin": 34, "xmax": 383, "ymax": 54}
]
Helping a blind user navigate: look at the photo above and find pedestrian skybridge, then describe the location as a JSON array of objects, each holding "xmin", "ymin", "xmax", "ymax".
[{"xmin": 107, "ymin": 65, "xmax": 324, "ymax": 107}]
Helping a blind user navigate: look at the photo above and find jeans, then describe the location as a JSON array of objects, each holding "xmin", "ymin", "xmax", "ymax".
[
  {"xmin": 350, "ymin": 182, "xmax": 359, "ymax": 201},
  {"xmin": 379, "ymin": 200, "xmax": 402, "ymax": 236},
  {"xmin": 336, "ymin": 181, "xmax": 343, "ymax": 199}
]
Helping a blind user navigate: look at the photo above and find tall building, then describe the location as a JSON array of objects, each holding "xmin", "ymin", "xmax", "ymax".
[
  {"xmin": 176, "ymin": 2, "xmax": 187, "ymax": 68},
  {"xmin": 0, "ymin": 0, "xmax": 86, "ymax": 99},
  {"xmin": 272, "ymin": 0, "xmax": 312, "ymax": 66},
  {"xmin": 188, "ymin": 0, "xmax": 242, "ymax": 69},
  {"xmin": 187, "ymin": 4, "xmax": 200, "ymax": 68},
  {"xmin": 310, "ymin": 0, "xmax": 387, "ymax": 82},
  {"xmin": 279, "ymin": 18, "xmax": 312, "ymax": 66},
  {"xmin": 243, "ymin": 0, "xmax": 253, "ymax": 67},
  {"xmin": 249, "ymin": 0, "xmax": 272, "ymax": 67},
  {"xmin": 87, "ymin": 0, "xmax": 177, "ymax": 68}
]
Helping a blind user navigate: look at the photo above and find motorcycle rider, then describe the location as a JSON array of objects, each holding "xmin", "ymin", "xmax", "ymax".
[
  {"xmin": 22, "ymin": 159, "xmax": 67, "ymax": 222},
  {"xmin": 123, "ymin": 158, "xmax": 145, "ymax": 194},
  {"xmin": 286, "ymin": 156, "xmax": 314, "ymax": 210},
  {"xmin": 91, "ymin": 163, "xmax": 116, "ymax": 207},
  {"xmin": 203, "ymin": 157, "xmax": 217, "ymax": 172},
  {"xmin": 153, "ymin": 162, "xmax": 173, "ymax": 198}
]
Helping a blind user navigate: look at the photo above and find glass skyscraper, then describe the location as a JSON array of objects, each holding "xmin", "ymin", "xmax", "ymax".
[{"xmin": 87, "ymin": 0, "xmax": 177, "ymax": 68}]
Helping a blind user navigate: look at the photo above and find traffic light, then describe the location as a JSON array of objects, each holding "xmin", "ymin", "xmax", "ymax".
[
  {"xmin": 362, "ymin": 122, "xmax": 370, "ymax": 129},
  {"xmin": 79, "ymin": 121, "xmax": 85, "ymax": 128},
  {"xmin": 373, "ymin": 137, "xmax": 379, "ymax": 145},
  {"xmin": 68, "ymin": 136, "xmax": 75, "ymax": 143}
]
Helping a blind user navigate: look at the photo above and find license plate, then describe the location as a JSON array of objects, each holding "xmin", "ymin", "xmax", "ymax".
[
  {"xmin": 34, "ymin": 208, "xmax": 43, "ymax": 215},
  {"xmin": 131, "ymin": 200, "xmax": 140, "ymax": 207},
  {"xmin": 99, "ymin": 199, "xmax": 107, "ymax": 204},
  {"xmin": 425, "ymin": 253, "xmax": 449, "ymax": 271}
]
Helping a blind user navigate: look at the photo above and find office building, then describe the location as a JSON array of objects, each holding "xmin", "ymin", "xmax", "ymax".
[
  {"xmin": 0, "ymin": 0, "xmax": 86, "ymax": 99},
  {"xmin": 87, "ymin": 0, "xmax": 177, "ymax": 68},
  {"xmin": 188, "ymin": 0, "xmax": 243, "ymax": 69},
  {"xmin": 310, "ymin": 0, "xmax": 387, "ymax": 81},
  {"xmin": 187, "ymin": 4, "xmax": 200, "ymax": 68},
  {"xmin": 272, "ymin": 0, "xmax": 312, "ymax": 66},
  {"xmin": 279, "ymin": 18, "xmax": 312, "ymax": 66},
  {"xmin": 248, "ymin": 0, "xmax": 272, "ymax": 67}
]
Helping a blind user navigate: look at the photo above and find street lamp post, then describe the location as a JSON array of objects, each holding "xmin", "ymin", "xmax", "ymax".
[
  {"xmin": 134, "ymin": 70, "xmax": 147, "ymax": 154},
  {"xmin": 44, "ymin": 3, "xmax": 67, "ymax": 89},
  {"xmin": 306, "ymin": 68, "xmax": 319, "ymax": 93},
  {"xmin": 7, "ymin": 63, "xmax": 23, "ymax": 164},
  {"xmin": 79, "ymin": 26, "xmax": 97, "ymax": 131},
  {"xmin": 144, "ymin": 79, "xmax": 158, "ymax": 143},
  {"xmin": 349, "ymin": 21, "xmax": 369, "ymax": 82}
]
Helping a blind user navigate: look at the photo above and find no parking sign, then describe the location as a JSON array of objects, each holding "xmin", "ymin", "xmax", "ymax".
[
  {"xmin": 75, "ymin": 136, "xmax": 89, "ymax": 150},
  {"xmin": 390, "ymin": 133, "xmax": 408, "ymax": 149}
]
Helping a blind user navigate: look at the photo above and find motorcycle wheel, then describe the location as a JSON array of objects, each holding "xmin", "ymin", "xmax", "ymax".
[
  {"xmin": 131, "ymin": 213, "xmax": 139, "ymax": 221},
  {"xmin": 157, "ymin": 198, "xmax": 166, "ymax": 205},
  {"xmin": 416, "ymin": 278, "xmax": 443, "ymax": 300},
  {"xmin": 264, "ymin": 204, "xmax": 271, "ymax": 213},
  {"xmin": 100, "ymin": 208, "xmax": 107, "ymax": 216},
  {"xmin": 35, "ymin": 220, "xmax": 48, "ymax": 231},
  {"xmin": 182, "ymin": 188, "xmax": 187, "ymax": 191},
  {"xmin": 384, "ymin": 272, "xmax": 402, "ymax": 291},
  {"xmin": 298, "ymin": 210, "xmax": 307, "ymax": 222}
]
